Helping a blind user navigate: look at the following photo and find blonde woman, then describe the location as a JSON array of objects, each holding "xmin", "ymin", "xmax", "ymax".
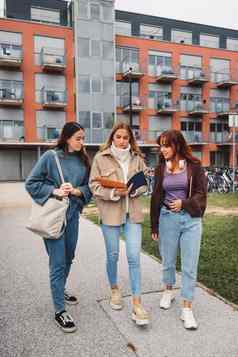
[{"xmin": 89, "ymin": 123, "xmax": 149, "ymax": 326}]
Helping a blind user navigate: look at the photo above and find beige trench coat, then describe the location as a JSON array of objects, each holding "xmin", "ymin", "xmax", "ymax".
[{"xmin": 89, "ymin": 148, "xmax": 148, "ymax": 226}]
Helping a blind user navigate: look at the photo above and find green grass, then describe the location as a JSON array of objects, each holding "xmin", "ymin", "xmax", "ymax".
[{"xmin": 83, "ymin": 194, "xmax": 238, "ymax": 305}]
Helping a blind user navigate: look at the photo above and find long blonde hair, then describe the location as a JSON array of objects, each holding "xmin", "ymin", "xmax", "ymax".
[{"xmin": 100, "ymin": 122, "xmax": 142, "ymax": 156}]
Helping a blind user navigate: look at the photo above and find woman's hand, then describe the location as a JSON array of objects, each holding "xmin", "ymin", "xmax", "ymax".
[
  {"xmin": 169, "ymin": 199, "xmax": 182, "ymax": 212},
  {"xmin": 152, "ymin": 233, "xmax": 159, "ymax": 241},
  {"xmin": 53, "ymin": 188, "xmax": 69, "ymax": 198},
  {"xmin": 71, "ymin": 187, "xmax": 82, "ymax": 197},
  {"xmin": 114, "ymin": 184, "xmax": 133, "ymax": 197},
  {"xmin": 60, "ymin": 183, "xmax": 73, "ymax": 195}
]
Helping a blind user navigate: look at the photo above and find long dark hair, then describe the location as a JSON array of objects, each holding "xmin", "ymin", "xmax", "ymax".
[
  {"xmin": 55, "ymin": 121, "xmax": 91, "ymax": 171},
  {"xmin": 100, "ymin": 122, "xmax": 143, "ymax": 156},
  {"xmin": 157, "ymin": 129, "xmax": 200, "ymax": 165}
]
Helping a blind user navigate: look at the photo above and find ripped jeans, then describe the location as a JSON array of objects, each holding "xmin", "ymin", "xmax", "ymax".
[{"xmin": 101, "ymin": 215, "xmax": 142, "ymax": 297}]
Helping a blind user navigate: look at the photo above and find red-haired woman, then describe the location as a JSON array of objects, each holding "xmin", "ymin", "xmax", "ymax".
[{"xmin": 150, "ymin": 129, "xmax": 207, "ymax": 330}]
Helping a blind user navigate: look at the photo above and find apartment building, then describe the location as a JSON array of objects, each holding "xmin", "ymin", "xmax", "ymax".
[
  {"xmin": 0, "ymin": 0, "xmax": 237, "ymax": 180},
  {"xmin": 0, "ymin": 0, "xmax": 74, "ymax": 180}
]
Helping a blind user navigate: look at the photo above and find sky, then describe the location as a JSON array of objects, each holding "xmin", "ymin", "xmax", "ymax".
[{"xmin": 115, "ymin": 0, "xmax": 238, "ymax": 31}]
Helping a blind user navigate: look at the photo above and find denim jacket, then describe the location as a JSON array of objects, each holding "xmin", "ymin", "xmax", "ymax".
[{"xmin": 25, "ymin": 149, "xmax": 91, "ymax": 217}]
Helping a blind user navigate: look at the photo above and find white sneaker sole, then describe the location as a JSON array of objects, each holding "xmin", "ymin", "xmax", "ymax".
[
  {"xmin": 160, "ymin": 296, "xmax": 175, "ymax": 310},
  {"xmin": 131, "ymin": 313, "xmax": 149, "ymax": 326},
  {"xmin": 65, "ymin": 299, "xmax": 79, "ymax": 306},
  {"xmin": 55, "ymin": 320, "xmax": 77, "ymax": 333},
  {"xmin": 180, "ymin": 316, "xmax": 198, "ymax": 330},
  {"xmin": 110, "ymin": 302, "xmax": 123, "ymax": 310}
]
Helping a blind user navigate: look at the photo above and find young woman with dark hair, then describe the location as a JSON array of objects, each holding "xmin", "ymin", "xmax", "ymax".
[
  {"xmin": 150, "ymin": 129, "xmax": 207, "ymax": 330},
  {"xmin": 89, "ymin": 122, "xmax": 150, "ymax": 326},
  {"xmin": 25, "ymin": 122, "xmax": 91, "ymax": 333}
]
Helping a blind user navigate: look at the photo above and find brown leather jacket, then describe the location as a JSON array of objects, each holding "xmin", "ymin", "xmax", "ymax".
[{"xmin": 150, "ymin": 161, "xmax": 207, "ymax": 234}]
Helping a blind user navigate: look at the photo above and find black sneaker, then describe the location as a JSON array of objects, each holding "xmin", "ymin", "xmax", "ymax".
[
  {"xmin": 55, "ymin": 310, "xmax": 77, "ymax": 333},
  {"xmin": 64, "ymin": 291, "xmax": 79, "ymax": 305}
]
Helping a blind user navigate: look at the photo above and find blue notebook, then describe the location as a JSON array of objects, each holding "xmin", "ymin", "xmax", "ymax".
[{"xmin": 127, "ymin": 171, "xmax": 147, "ymax": 191}]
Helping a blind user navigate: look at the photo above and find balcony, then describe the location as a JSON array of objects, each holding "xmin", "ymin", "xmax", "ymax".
[
  {"xmin": 157, "ymin": 96, "xmax": 178, "ymax": 114},
  {"xmin": 40, "ymin": 47, "xmax": 66, "ymax": 72},
  {"xmin": 181, "ymin": 131, "xmax": 205, "ymax": 145},
  {"xmin": 213, "ymin": 101, "xmax": 238, "ymax": 118},
  {"xmin": 0, "ymin": 119, "xmax": 24, "ymax": 142},
  {"xmin": 84, "ymin": 128, "xmax": 112, "ymax": 144},
  {"xmin": 119, "ymin": 96, "xmax": 146, "ymax": 112},
  {"xmin": 0, "ymin": 80, "xmax": 23, "ymax": 107},
  {"xmin": 118, "ymin": 62, "xmax": 144, "ymax": 80},
  {"xmin": 0, "ymin": 43, "xmax": 23, "ymax": 69},
  {"xmin": 186, "ymin": 101, "xmax": 209, "ymax": 116},
  {"xmin": 182, "ymin": 66, "xmax": 209, "ymax": 86},
  {"xmin": 156, "ymin": 65, "xmax": 178, "ymax": 83},
  {"xmin": 212, "ymin": 71, "xmax": 238, "ymax": 88},
  {"xmin": 41, "ymin": 88, "xmax": 67, "ymax": 109}
]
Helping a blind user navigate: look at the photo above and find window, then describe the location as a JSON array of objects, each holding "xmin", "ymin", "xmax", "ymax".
[
  {"xmin": 210, "ymin": 58, "xmax": 230, "ymax": 82},
  {"xmin": 92, "ymin": 78, "xmax": 102, "ymax": 93},
  {"xmin": 180, "ymin": 54, "xmax": 202, "ymax": 80},
  {"xmin": 0, "ymin": 120, "xmax": 24, "ymax": 139},
  {"xmin": 115, "ymin": 21, "xmax": 131, "ymax": 36},
  {"xmin": 171, "ymin": 29, "xmax": 192, "ymax": 44},
  {"xmin": 227, "ymin": 38, "xmax": 238, "ymax": 51},
  {"xmin": 31, "ymin": 7, "xmax": 60, "ymax": 24},
  {"xmin": 92, "ymin": 112, "xmax": 102, "ymax": 128},
  {"xmin": 116, "ymin": 46, "xmax": 139, "ymax": 73},
  {"xmin": 103, "ymin": 113, "xmax": 114, "ymax": 128},
  {"xmin": 140, "ymin": 25, "xmax": 163, "ymax": 40},
  {"xmin": 90, "ymin": 3, "xmax": 100, "ymax": 20},
  {"xmin": 103, "ymin": 78, "xmax": 113, "ymax": 94},
  {"xmin": 91, "ymin": 40, "xmax": 101, "ymax": 57},
  {"xmin": 103, "ymin": 41, "xmax": 113, "ymax": 60},
  {"xmin": 102, "ymin": 5, "xmax": 113, "ymax": 22},
  {"xmin": 200, "ymin": 34, "xmax": 219, "ymax": 48},
  {"xmin": 180, "ymin": 87, "xmax": 202, "ymax": 111},
  {"xmin": 78, "ymin": 38, "xmax": 90, "ymax": 57},
  {"xmin": 116, "ymin": 81, "xmax": 139, "ymax": 107},
  {"xmin": 78, "ymin": 111, "xmax": 90, "ymax": 128},
  {"xmin": 148, "ymin": 116, "xmax": 171, "ymax": 140},
  {"xmin": 148, "ymin": 51, "xmax": 172, "ymax": 76},
  {"xmin": 78, "ymin": 75, "xmax": 90, "ymax": 93},
  {"xmin": 180, "ymin": 119, "xmax": 202, "ymax": 143},
  {"xmin": 78, "ymin": 0, "xmax": 89, "ymax": 19}
]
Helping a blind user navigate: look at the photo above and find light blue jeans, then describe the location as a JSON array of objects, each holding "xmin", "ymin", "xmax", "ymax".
[
  {"xmin": 101, "ymin": 215, "xmax": 142, "ymax": 297},
  {"xmin": 44, "ymin": 211, "xmax": 80, "ymax": 313},
  {"xmin": 159, "ymin": 206, "xmax": 202, "ymax": 301}
]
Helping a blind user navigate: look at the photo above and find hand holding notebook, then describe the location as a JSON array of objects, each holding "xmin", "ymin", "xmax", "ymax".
[{"xmin": 93, "ymin": 171, "xmax": 147, "ymax": 191}]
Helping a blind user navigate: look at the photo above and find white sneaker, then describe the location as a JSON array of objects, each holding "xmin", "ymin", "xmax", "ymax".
[
  {"xmin": 180, "ymin": 308, "xmax": 198, "ymax": 330},
  {"xmin": 160, "ymin": 289, "xmax": 176, "ymax": 309},
  {"xmin": 110, "ymin": 288, "xmax": 123, "ymax": 310}
]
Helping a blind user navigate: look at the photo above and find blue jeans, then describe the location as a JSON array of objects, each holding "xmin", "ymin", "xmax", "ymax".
[
  {"xmin": 44, "ymin": 211, "xmax": 80, "ymax": 313},
  {"xmin": 101, "ymin": 216, "xmax": 142, "ymax": 297},
  {"xmin": 159, "ymin": 207, "xmax": 202, "ymax": 301}
]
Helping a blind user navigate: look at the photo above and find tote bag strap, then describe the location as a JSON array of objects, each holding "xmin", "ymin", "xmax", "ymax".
[{"xmin": 51, "ymin": 150, "xmax": 65, "ymax": 184}]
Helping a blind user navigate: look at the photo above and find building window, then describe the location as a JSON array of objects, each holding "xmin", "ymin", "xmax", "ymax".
[
  {"xmin": 78, "ymin": 0, "xmax": 89, "ymax": 19},
  {"xmin": 116, "ymin": 46, "xmax": 139, "ymax": 73},
  {"xmin": 78, "ymin": 38, "xmax": 90, "ymax": 57},
  {"xmin": 103, "ymin": 112, "xmax": 114, "ymax": 128},
  {"xmin": 90, "ymin": 3, "xmax": 100, "ymax": 20},
  {"xmin": 171, "ymin": 29, "xmax": 192, "ymax": 44},
  {"xmin": 200, "ymin": 34, "xmax": 219, "ymax": 48},
  {"xmin": 226, "ymin": 38, "xmax": 238, "ymax": 51},
  {"xmin": 103, "ymin": 41, "xmax": 113, "ymax": 60},
  {"xmin": 31, "ymin": 7, "xmax": 60, "ymax": 24},
  {"xmin": 140, "ymin": 24, "xmax": 163, "ymax": 40},
  {"xmin": 115, "ymin": 21, "xmax": 131, "ymax": 36},
  {"xmin": 91, "ymin": 40, "xmax": 101, "ymax": 57},
  {"xmin": 148, "ymin": 51, "xmax": 172, "ymax": 76},
  {"xmin": 180, "ymin": 54, "xmax": 202, "ymax": 80},
  {"xmin": 181, "ymin": 119, "xmax": 202, "ymax": 143},
  {"xmin": 78, "ymin": 111, "xmax": 90, "ymax": 128},
  {"xmin": 102, "ymin": 5, "xmax": 113, "ymax": 22},
  {"xmin": 103, "ymin": 78, "xmax": 114, "ymax": 94},
  {"xmin": 92, "ymin": 78, "xmax": 102, "ymax": 93},
  {"xmin": 210, "ymin": 58, "xmax": 230, "ymax": 82},
  {"xmin": 78, "ymin": 75, "xmax": 90, "ymax": 93}
]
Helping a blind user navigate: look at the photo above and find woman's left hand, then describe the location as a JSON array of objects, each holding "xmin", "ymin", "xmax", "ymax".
[{"xmin": 169, "ymin": 199, "xmax": 182, "ymax": 212}]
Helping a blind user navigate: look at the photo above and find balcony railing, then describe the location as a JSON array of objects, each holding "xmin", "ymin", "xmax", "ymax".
[
  {"xmin": 184, "ymin": 101, "xmax": 209, "ymax": 116},
  {"xmin": 155, "ymin": 65, "xmax": 178, "ymax": 82},
  {"xmin": 157, "ymin": 95, "xmax": 179, "ymax": 114},
  {"xmin": 116, "ymin": 61, "xmax": 145, "ymax": 79},
  {"xmin": 209, "ymin": 132, "xmax": 233, "ymax": 144},
  {"xmin": 181, "ymin": 66, "xmax": 209, "ymax": 85},
  {"xmin": 0, "ymin": 80, "xmax": 23, "ymax": 107},
  {"xmin": 212, "ymin": 100, "xmax": 238, "ymax": 117},
  {"xmin": 0, "ymin": 119, "xmax": 24, "ymax": 141},
  {"xmin": 40, "ymin": 47, "xmax": 66, "ymax": 72},
  {"xmin": 0, "ymin": 43, "xmax": 23, "ymax": 68},
  {"xmin": 181, "ymin": 131, "xmax": 205, "ymax": 144},
  {"xmin": 118, "ymin": 96, "xmax": 146, "ymax": 112},
  {"xmin": 41, "ymin": 87, "xmax": 67, "ymax": 109},
  {"xmin": 211, "ymin": 69, "xmax": 238, "ymax": 88},
  {"xmin": 84, "ymin": 128, "xmax": 112, "ymax": 144}
]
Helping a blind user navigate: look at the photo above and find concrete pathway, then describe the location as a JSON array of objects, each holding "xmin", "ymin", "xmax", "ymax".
[{"xmin": 0, "ymin": 183, "xmax": 238, "ymax": 357}]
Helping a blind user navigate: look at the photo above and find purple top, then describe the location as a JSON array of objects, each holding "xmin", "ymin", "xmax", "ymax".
[{"xmin": 163, "ymin": 168, "xmax": 188, "ymax": 205}]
